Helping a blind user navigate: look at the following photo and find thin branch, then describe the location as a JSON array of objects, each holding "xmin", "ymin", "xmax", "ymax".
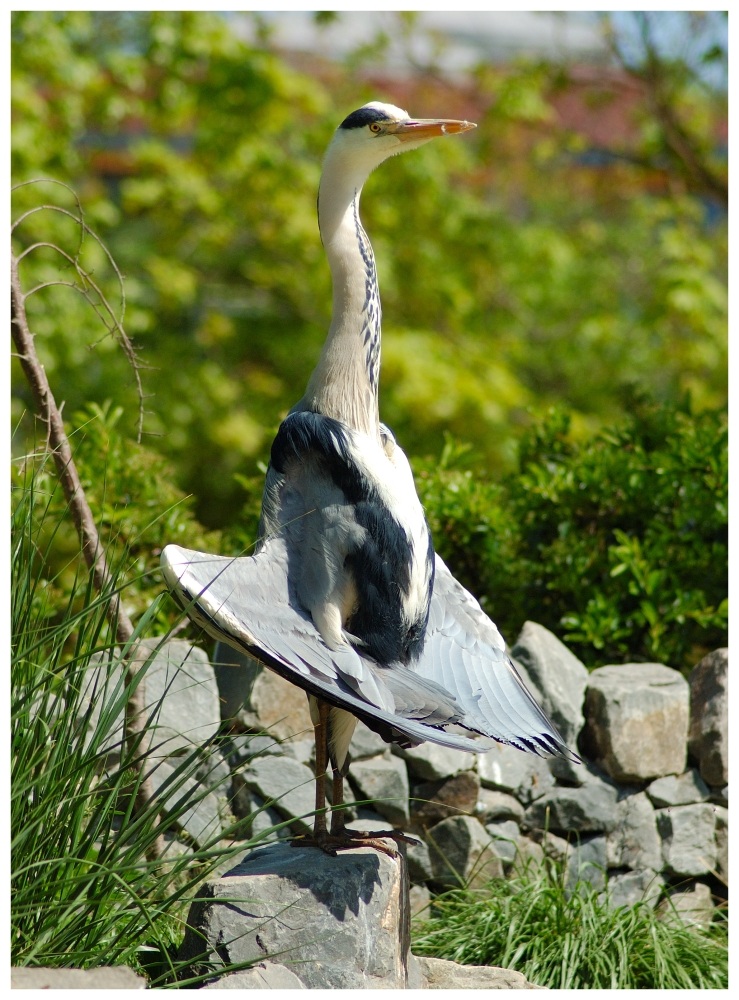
[
  {"xmin": 11, "ymin": 213, "xmax": 164, "ymax": 861},
  {"xmin": 604, "ymin": 12, "xmax": 727, "ymax": 206},
  {"xmin": 12, "ymin": 182, "xmax": 146, "ymax": 439}
]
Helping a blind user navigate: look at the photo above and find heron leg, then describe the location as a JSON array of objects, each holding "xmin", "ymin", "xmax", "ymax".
[
  {"xmin": 329, "ymin": 760, "xmax": 348, "ymax": 836},
  {"xmin": 297, "ymin": 699, "xmax": 418, "ymax": 858},
  {"xmin": 312, "ymin": 699, "xmax": 330, "ymax": 840},
  {"xmin": 329, "ymin": 749, "xmax": 419, "ymax": 857}
]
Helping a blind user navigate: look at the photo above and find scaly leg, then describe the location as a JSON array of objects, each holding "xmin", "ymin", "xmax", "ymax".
[
  {"xmin": 312, "ymin": 699, "xmax": 330, "ymax": 840},
  {"xmin": 329, "ymin": 763, "xmax": 347, "ymax": 836},
  {"xmin": 293, "ymin": 698, "xmax": 418, "ymax": 857},
  {"xmin": 329, "ymin": 752, "xmax": 418, "ymax": 858}
]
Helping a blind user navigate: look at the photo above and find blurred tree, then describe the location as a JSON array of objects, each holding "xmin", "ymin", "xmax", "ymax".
[
  {"xmin": 11, "ymin": 10, "xmax": 727, "ymax": 529},
  {"xmin": 604, "ymin": 11, "xmax": 727, "ymax": 205}
]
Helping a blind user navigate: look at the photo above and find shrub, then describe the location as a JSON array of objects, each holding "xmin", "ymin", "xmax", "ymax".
[
  {"xmin": 14, "ymin": 402, "xmax": 228, "ymax": 635},
  {"xmin": 418, "ymin": 398, "xmax": 727, "ymax": 671}
]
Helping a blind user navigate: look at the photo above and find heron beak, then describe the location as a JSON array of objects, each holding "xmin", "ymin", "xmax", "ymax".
[{"xmin": 389, "ymin": 118, "xmax": 477, "ymax": 142}]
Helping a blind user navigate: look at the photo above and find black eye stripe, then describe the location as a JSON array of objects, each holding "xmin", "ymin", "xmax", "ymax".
[{"xmin": 339, "ymin": 107, "xmax": 389, "ymax": 130}]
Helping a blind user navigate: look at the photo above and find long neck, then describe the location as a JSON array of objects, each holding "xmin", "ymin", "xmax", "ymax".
[{"xmin": 302, "ymin": 155, "xmax": 382, "ymax": 437}]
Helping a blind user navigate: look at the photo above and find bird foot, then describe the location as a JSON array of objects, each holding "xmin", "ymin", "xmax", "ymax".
[{"xmin": 291, "ymin": 829, "xmax": 420, "ymax": 858}]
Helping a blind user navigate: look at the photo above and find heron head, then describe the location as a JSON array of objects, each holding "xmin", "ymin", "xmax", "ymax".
[
  {"xmin": 318, "ymin": 101, "xmax": 476, "ymax": 242},
  {"xmin": 332, "ymin": 101, "xmax": 476, "ymax": 166}
]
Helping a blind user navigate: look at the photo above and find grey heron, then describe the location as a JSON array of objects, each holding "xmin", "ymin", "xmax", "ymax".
[{"xmin": 162, "ymin": 101, "xmax": 576, "ymax": 855}]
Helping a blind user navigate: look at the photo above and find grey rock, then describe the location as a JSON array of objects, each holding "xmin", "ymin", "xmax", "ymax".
[
  {"xmin": 524, "ymin": 780, "xmax": 619, "ymax": 834},
  {"xmin": 548, "ymin": 756, "xmax": 604, "ymax": 787},
  {"xmin": 230, "ymin": 778, "xmax": 291, "ymax": 843},
  {"xmin": 281, "ymin": 737, "xmax": 316, "ymax": 767},
  {"xmin": 485, "ymin": 819, "xmax": 521, "ymax": 868},
  {"xmin": 416, "ymin": 955, "xmax": 545, "ymax": 989},
  {"xmin": 230, "ymin": 772, "xmax": 259, "ymax": 820},
  {"xmin": 406, "ymin": 837, "xmax": 433, "ymax": 884},
  {"xmin": 149, "ymin": 758, "xmax": 232, "ymax": 847},
  {"xmin": 201, "ymin": 964, "xmax": 305, "ymax": 988},
  {"xmin": 346, "ymin": 808, "xmax": 389, "ymax": 832},
  {"xmin": 606, "ymin": 790, "xmax": 662, "ymax": 870},
  {"xmin": 511, "ymin": 621, "xmax": 589, "ymax": 746},
  {"xmin": 349, "ymin": 755, "xmax": 410, "ymax": 827},
  {"xmin": 236, "ymin": 755, "xmax": 316, "ymax": 835},
  {"xmin": 688, "ymin": 648, "xmax": 728, "ymax": 787},
  {"xmin": 407, "ymin": 953, "xmax": 427, "ymax": 989},
  {"xmin": 212, "ymin": 644, "xmax": 313, "ymax": 741},
  {"xmin": 527, "ymin": 829, "xmax": 572, "ymax": 864},
  {"xmin": 476, "ymin": 787, "xmax": 525, "ymax": 824},
  {"xmin": 229, "ymin": 733, "xmax": 285, "ymax": 766},
  {"xmin": 180, "ymin": 841, "xmax": 413, "ymax": 989},
  {"xmin": 584, "ymin": 663, "xmax": 689, "ymax": 782},
  {"xmin": 200, "ymin": 747, "xmax": 233, "ymax": 790},
  {"xmin": 397, "ymin": 742, "xmax": 474, "ymax": 781},
  {"xmin": 548, "ymin": 755, "xmax": 585, "ymax": 785},
  {"xmin": 426, "ymin": 814, "xmax": 504, "ymax": 889},
  {"xmin": 134, "ymin": 638, "xmax": 221, "ymax": 754},
  {"xmin": 600, "ymin": 869, "xmax": 664, "ymax": 910},
  {"xmin": 349, "ymin": 721, "xmax": 390, "ymax": 760},
  {"xmin": 486, "ymin": 817, "xmax": 521, "ymax": 842},
  {"xmin": 82, "ymin": 640, "xmax": 220, "ymax": 757},
  {"xmin": 714, "ymin": 804, "xmax": 728, "ymax": 880},
  {"xmin": 657, "ymin": 881, "xmax": 716, "ymax": 930},
  {"xmin": 408, "ymin": 882, "xmax": 431, "ymax": 917},
  {"xmin": 159, "ymin": 832, "xmax": 195, "ymax": 861},
  {"xmin": 656, "ymin": 804, "xmax": 718, "ymax": 876},
  {"xmin": 647, "ymin": 769, "xmax": 711, "ymax": 807},
  {"xmin": 478, "ymin": 742, "xmax": 555, "ymax": 804},
  {"xmin": 168, "ymin": 746, "xmax": 233, "ymax": 816},
  {"xmin": 513, "ymin": 835, "xmax": 545, "ymax": 871},
  {"xmin": 410, "ymin": 770, "xmax": 480, "ymax": 830},
  {"xmin": 11, "ymin": 966, "xmax": 145, "ymax": 989},
  {"xmin": 566, "ymin": 834, "xmax": 607, "ymax": 894}
]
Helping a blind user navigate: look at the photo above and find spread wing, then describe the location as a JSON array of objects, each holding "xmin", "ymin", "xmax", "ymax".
[
  {"xmin": 161, "ymin": 541, "xmax": 481, "ymax": 753},
  {"xmin": 418, "ymin": 556, "xmax": 574, "ymax": 758},
  {"xmin": 161, "ymin": 541, "xmax": 576, "ymax": 761}
]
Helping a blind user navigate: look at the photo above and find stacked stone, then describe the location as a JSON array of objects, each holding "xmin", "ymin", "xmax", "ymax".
[{"xmin": 82, "ymin": 626, "xmax": 727, "ymax": 927}]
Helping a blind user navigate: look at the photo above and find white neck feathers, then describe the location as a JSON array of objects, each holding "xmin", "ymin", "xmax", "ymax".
[{"xmin": 302, "ymin": 147, "xmax": 383, "ymax": 437}]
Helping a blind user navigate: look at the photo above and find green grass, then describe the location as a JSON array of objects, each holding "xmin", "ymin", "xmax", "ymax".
[
  {"xmin": 412, "ymin": 858, "xmax": 728, "ymax": 989},
  {"xmin": 10, "ymin": 454, "xmax": 275, "ymax": 986}
]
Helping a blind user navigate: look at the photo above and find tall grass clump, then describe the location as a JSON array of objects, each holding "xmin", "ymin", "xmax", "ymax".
[
  {"xmin": 10, "ymin": 454, "xmax": 266, "ymax": 985},
  {"xmin": 412, "ymin": 859, "xmax": 728, "ymax": 989}
]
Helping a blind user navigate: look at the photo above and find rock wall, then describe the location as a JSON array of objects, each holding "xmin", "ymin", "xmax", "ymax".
[{"xmin": 87, "ymin": 625, "xmax": 727, "ymax": 933}]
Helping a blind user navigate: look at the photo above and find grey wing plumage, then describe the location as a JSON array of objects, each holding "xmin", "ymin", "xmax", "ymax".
[
  {"xmin": 160, "ymin": 541, "xmax": 482, "ymax": 753},
  {"xmin": 416, "ymin": 555, "xmax": 577, "ymax": 760}
]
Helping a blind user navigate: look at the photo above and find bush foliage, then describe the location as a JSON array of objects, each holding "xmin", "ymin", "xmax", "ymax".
[{"xmin": 419, "ymin": 398, "xmax": 727, "ymax": 671}]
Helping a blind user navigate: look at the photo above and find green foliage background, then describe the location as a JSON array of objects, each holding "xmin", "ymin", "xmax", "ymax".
[{"xmin": 11, "ymin": 11, "xmax": 727, "ymax": 670}]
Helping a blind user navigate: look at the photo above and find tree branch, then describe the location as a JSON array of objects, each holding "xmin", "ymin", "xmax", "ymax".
[
  {"xmin": 11, "ymin": 239, "xmax": 164, "ymax": 861},
  {"xmin": 605, "ymin": 12, "xmax": 727, "ymax": 206}
]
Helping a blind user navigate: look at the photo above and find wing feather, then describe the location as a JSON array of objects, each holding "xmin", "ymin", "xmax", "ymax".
[
  {"xmin": 161, "ymin": 542, "xmax": 480, "ymax": 753},
  {"xmin": 414, "ymin": 555, "xmax": 576, "ymax": 759},
  {"xmin": 161, "ymin": 544, "xmax": 576, "ymax": 762}
]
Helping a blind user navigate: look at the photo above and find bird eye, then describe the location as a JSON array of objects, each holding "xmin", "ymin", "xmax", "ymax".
[{"xmin": 369, "ymin": 122, "xmax": 382, "ymax": 134}]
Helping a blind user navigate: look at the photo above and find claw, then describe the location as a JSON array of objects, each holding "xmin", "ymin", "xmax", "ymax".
[{"xmin": 291, "ymin": 828, "xmax": 419, "ymax": 858}]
